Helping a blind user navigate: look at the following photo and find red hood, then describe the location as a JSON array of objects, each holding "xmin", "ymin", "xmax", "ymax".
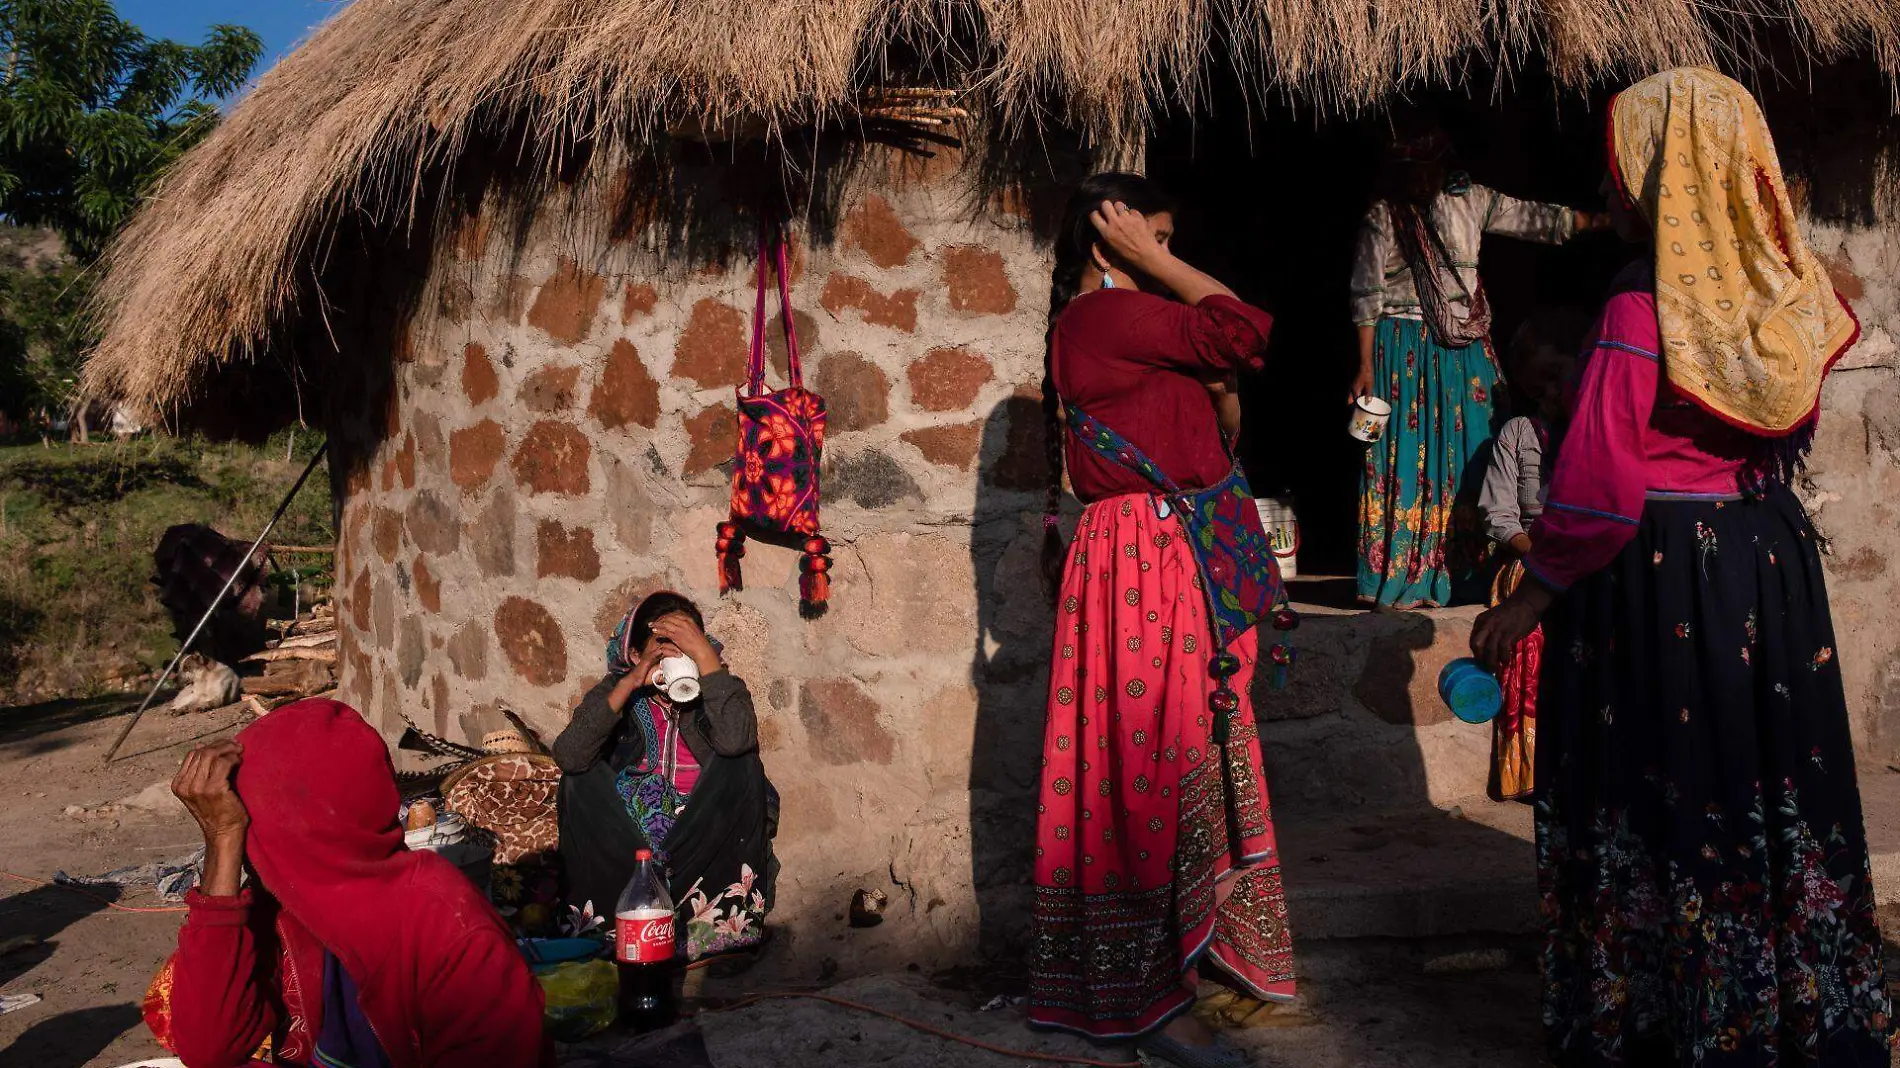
[{"xmin": 235, "ymin": 698, "xmax": 418, "ymax": 983}]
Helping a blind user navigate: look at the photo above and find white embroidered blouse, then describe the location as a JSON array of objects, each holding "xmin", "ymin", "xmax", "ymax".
[{"xmin": 1350, "ymin": 183, "xmax": 1577, "ymax": 327}]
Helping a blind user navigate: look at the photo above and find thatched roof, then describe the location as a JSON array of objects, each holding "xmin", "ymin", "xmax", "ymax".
[{"xmin": 85, "ymin": 0, "xmax": 1900, "ymax": 416}]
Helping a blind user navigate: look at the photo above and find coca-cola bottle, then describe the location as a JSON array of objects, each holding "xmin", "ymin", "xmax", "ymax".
[{"xmin": 614, "ymin": 848, "xmax": 678, "ymax": 1031}]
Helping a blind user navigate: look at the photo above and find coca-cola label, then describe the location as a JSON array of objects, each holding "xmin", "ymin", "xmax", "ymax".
[{"xmin": 616, "ymin": 909, "xmax": 675, "ymax": 963}]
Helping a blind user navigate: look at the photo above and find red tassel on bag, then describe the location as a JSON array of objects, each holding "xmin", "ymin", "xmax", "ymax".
[
  {"xmin": 716, "ymin": 521, "xmax": 747, "ymax": 594},
  {"xmin": 799, "ymin": 536, "xmax": 830, "ymax": 618}
]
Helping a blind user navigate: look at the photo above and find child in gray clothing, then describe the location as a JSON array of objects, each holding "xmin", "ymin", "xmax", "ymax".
[{"xmin": 1479, "ymin": 309, "xmax": 1586, "ymax": 801}]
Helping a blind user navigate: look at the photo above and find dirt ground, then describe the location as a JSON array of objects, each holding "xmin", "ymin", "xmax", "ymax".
[{"xmin": 0, "ymin": 697, "xmax": 1891, "ymax": 1068}]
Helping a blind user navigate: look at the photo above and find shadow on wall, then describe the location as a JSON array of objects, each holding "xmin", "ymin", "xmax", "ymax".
[{"xmin": 968, "ymin": 394, "xmax": 1056, "ymax": 967}]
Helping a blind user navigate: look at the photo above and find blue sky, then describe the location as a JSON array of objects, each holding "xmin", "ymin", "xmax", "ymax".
[{"xmin": 115, "ymin": 1, "xmax": 337, "ymax": 88}]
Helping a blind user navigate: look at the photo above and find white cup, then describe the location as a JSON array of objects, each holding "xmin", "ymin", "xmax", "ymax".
[
  {"xmin": 651, "ymin": 655, "xmax": 702, "ymax": 704},
  {"xmin": 1349, "ymin": 395, "xmax": 1394, "ymax": 443}
]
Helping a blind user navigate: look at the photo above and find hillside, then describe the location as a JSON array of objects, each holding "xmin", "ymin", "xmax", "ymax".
[{"xmin": 0, "ymin": 431, "xmax": 333, "ymax": 704}]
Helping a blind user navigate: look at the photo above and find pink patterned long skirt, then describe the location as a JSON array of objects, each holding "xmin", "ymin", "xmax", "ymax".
[{"xmin": 1027, "ymin": 494, "xmax": 1296, "ymax": 1039}]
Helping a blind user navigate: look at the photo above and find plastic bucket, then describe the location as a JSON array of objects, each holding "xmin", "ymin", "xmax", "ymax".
[
  {"xmin": 1437, "ymin": 658, "xmax": 1502, "ymax": 724},
  {"xmin": 1254, "ymin": 498, "xmax": 1299, "ymax": 580},
  {"xmin": 1349, "ymin": 396, "xmax": 1393, "ymax": 443}
]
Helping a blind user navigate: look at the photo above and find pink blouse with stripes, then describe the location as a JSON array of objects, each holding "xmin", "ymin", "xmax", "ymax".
[{"xmin": 1524, "ymin": 279, "xmax": 1763, "ymax": 591}]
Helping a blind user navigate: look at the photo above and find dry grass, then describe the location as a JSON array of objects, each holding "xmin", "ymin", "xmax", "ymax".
[{"xmin": 82, "ymin": 0, "xmax": 1900, "ymax": 419}]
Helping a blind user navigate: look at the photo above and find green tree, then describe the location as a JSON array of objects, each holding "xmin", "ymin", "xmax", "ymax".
[
  {"xmin": 0, "ymin": 0, "xmax": 261, "ymax": 258},
  {"xmin": 0, "ymin": 0, "xmax": 261, "ymax": 422}
]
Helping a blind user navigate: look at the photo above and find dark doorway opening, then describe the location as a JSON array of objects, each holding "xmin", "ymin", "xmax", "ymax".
[{"xmin": 1147, "ymin": 60, "xmax": 1630, "ymax": 579}]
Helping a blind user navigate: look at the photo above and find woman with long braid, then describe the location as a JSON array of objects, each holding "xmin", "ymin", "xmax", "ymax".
[{"xmin": 1027, "ymin": 172, "xmax": 1295, "ymax": 1068}]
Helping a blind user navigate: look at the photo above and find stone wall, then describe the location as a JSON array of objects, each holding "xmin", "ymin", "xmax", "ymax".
[
  {"xmin": 329, "ymin": 161, "xmax": 1059, "ymax": 970},
  {"xmin": 1803, "ymin": 218, "xmax": 1900, "ymax": 759},
  {"xmin": 323, "ymin": 151, "xmax": 1900, "ymax": 976}
]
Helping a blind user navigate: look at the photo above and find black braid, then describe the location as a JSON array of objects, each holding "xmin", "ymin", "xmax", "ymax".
[{"xmin": 1040, "ymin": 172, "xmax": 1178, "ymax": 601}]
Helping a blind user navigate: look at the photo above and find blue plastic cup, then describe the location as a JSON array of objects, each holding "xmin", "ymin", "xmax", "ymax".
[{"xmin": 1438, "ymin": 658, "xmax": 1503, "ymax": 724}]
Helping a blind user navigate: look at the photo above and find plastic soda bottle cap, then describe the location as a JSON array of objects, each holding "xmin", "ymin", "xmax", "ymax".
[{"xmin": 635, "ymin": 848, "xmax": 653, "ymax": 861}]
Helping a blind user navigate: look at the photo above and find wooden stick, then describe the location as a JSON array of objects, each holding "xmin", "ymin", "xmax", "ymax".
[
  {"xmin": 105, "ymin": 444, "xmax": 330, "ymax": 763},
  {"xmin": 270, "ymin": 632, "xmax": 338, "ymax": 650},
  {"xmin": 242, "ymin": 647, "xmax": 339, "ymax": 665}
]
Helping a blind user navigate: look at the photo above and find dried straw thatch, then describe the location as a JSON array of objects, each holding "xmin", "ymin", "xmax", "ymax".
[{"xmin": 85, "ymin": 0, "xmax": 1900, "ymax": 416}]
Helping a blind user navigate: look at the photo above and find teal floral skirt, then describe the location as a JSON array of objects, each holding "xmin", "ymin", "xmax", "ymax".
[
  {"xmin": 1356, "ymin": 316, "xmax": 1497, "ymax": 608},
  {"xmin": 1538, "ymin": 488, "xmax": 1895, "ymax": 1066}
]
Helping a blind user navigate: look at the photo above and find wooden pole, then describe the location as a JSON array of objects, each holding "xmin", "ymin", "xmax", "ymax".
[{"xmin": 103, "ymin": 442, "xmax": 330, "ymax": 763}]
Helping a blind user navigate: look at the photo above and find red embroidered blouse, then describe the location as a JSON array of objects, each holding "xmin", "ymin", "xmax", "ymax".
[{"xmin": 1051, "ymin": 289, "xmax": 1273, "ymax": 502}]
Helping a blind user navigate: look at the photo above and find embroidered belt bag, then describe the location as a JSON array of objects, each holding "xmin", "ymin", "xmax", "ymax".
[{"xmin": 1065, "ymin": 403, "xmax": 1289, "ymax": 652}]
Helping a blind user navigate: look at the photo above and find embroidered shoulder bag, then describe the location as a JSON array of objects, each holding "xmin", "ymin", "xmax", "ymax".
[
  {"xmin": 1064, "ymin": 403, "xmax": 1300, "ymax": 733},
  {"xmin": 715, "ymin": 237, "xmax": 832, "ymax": 617}
]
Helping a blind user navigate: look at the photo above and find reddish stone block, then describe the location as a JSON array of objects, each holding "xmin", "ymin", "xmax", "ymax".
[
  {"xmin": 453, "ymin": 211, "xmax": 493, "ymax": 261},
  {"xmin": 673, "ymin": 299, "xmax": 750, "ymax": 389},
  {"xmin": 843, "ymin": 193, "xmax": 920, "ymax": 269},
  {"xmin": 462, "ymin": 343, "xmax": 499, "ymax": 405},
  {"xmin": 1823, "ymin": 253, "xmax": 1865, "ymax": 302},
  {"xmin": 536, "ymin": 521, "xmax": 601, "ymax": 581},
  {"xmin": 372, "ymin": 507, "xmax": 404, "ymax": 563},
  {"xmin": 449, "ymin": 419, "xmax": 506, "ymax": 492},
  {"xmin": 394, "ymin": 432, "xmax": 417, "ymax": 490},
  {"xmin": 350, "ymin": 568, "xmax": 373, "ymax": 634},
  {"xmin": 908, "ymin": 346, "xmax": 994, "ymax": 411},
  {"xmin": 622, "ymin": 282, "xmax": 659, "ymax": 324},
  {"xmin": 342, "ymin": 505, "xmax": 368, "ymax": 570},
  {"xmin": 520, "ymin": 364, "xmax": 583, "ymax": 413},
  {"xmin": 812, "ymin": 352, "xmax": 890, "ymax": 432},
  {"xmin": 903, "ymin": 421, "xmax": 983, "ymax": 469},
  {"xmin": 431, "ymin": 673, "xmax": 452, "ymax": 737},
  {"xmin": 413, "ymin": 556, "xmax": 442, "ymax": 613},
  {"xmin": 798, "ymin": 678, "xmax": 895, "ymax": 766},
  {"xmin": 820, "ymin": 274, "xmax": 919, "ymax": 332},
  {"xmin": 589, "ymin": 338, "xmax": 661, "ymax": 431},
  {"xmin": 511, "ymin": 421, "xmax": 592, "ymax": 496},
  {"xmin": 683, "ymin": 405, "xmax": 738, "ymax": 477},
  {"xmin": 405, "ymin": 491, "xmax": 461, "ymax": 555},
  {"xmin": 494, "ymin": 596, "xmax": 568, "ymax": 686},
  {"xmin": 527, "ymin": 259, "xmax": 607, "ymax": 344},
  {"xmin": 942, "ymin": 245, "xmax": 1018, "ymax": 315}
]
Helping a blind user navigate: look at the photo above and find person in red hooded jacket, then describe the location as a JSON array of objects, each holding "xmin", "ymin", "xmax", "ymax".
[{"xmin": 162, "ymin": 698, "xmax": 550, "ymax": 1067}]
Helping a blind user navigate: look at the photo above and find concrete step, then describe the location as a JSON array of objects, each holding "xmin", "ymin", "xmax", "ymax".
[
  {"xmin": 1277, "ymin": 797, "xmax": 1538, "ymax": 941},
  {"xmin": 1254, "ymin": 577, "xmax": 1493, "ymax": 812},
  {"xmin": 1279, "ymin": 772, "xmax": 1900, "ymax": 942}
]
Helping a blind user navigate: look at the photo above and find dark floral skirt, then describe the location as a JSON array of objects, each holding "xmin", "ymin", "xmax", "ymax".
[{"xmin": 1538, "ymin": 487, "xmax": 1895, "ymax": 1067}]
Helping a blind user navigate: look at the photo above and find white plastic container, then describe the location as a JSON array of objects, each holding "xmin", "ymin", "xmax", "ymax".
[{"xmin": 1255, "ymin": 498, "xmax": 1299, "ymax": 580}]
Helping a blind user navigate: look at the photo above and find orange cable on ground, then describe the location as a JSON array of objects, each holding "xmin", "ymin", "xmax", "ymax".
[
  {"xmin": 699, "ymin": 991, "xmax": 1139, "ymax": 1068},
  {"xmin": 1, "ymin": 870, "xmax": 190, "ymax": 914}
]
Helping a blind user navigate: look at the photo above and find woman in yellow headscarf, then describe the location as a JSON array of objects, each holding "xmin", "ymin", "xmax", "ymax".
[{"xmin": 1473, "ymin": 68, "xmax": 1895, "ymax": 1066}]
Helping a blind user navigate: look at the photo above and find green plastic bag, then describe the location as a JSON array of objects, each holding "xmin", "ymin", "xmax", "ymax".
[{"xmin": 535, "ymin": 959, "xmax": 617, "ymax": 1041}]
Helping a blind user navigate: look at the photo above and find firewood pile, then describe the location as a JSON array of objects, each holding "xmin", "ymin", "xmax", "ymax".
[{"xmin": 236, "ymin": 600, "xmax": 338, "ymax": 715}]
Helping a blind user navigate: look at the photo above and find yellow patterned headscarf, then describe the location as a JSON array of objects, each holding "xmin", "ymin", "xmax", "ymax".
[{"xmin": 1609, "ymin": 67, "xmax": 1857, "ymax": 436}]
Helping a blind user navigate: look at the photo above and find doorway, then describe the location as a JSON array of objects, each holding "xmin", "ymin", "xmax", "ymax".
[{"xmin": 1147, "ymin": 61, "xmax": 1630, "ymax": 580}]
